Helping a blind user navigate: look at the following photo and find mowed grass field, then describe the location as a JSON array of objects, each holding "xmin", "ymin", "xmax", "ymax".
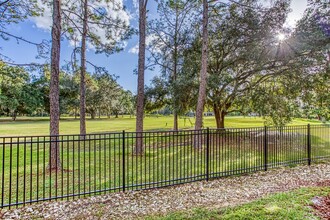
[
  {"xmin": 0, "ymin": 115, "xmax": 324, "ymax": 136},
  {"xmin": 0, "ymin": 115, "xmax": 328, "ymax": 208}
]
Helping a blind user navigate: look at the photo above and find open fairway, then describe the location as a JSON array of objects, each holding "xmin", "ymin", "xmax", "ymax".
[
  {"xmin": 0, "ymin": 116, "xmax": 328, "ymax": 208},
  {"xmin": 0, "ymin": 116, "xmax": 324, "ymax": 136},
  {"xmin": 0, "ymin": 123, "xmax": 329, "ymax": 208}
]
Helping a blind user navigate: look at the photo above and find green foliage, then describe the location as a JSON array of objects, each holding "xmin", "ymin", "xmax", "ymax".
[
  {"xmin": 0, "ymin": 62, "xmax": 133, "ymax": 121},
  {"xmin": 59, "ymin": 0, "xmax": 133, "ymax": 55},
  {"xmin": 146, "ymin": 0, "xmax": 329, "ymax": 128},
  {"xmin": 0, "ymin": 62, "xmax": 43, "ymax": 120},
  {"xmin": 0, "ymin": 0, "xmax": 41, "ymax": 27},
  {"xmin": 146, "ymin": 0, "xmax": 199, "ymax": 115},
  {"xmin": 0, "ymin": 0, "xmax": 45, "ymax": 60},
  {"xmin": 85, "ymin": 71, "xmax": 134, "ymax": 118}
]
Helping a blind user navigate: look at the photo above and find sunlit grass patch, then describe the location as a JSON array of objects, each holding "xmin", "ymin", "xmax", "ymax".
[{"xmin": 148, "ymin": 187, "xmax": 330, "ymax": 220}]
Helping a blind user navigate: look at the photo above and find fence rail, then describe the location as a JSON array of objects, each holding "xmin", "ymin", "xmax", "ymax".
[{"xmin": 0, "ymin": 124, "xmax": 329, "ymax": 208}]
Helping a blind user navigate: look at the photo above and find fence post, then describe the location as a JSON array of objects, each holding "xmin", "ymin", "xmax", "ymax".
[
  {"xmin": 307, "ymin": 124, "xmax": 311, "ymax": 166},
  {"xmin": 122, "ymin": 130, "xmax": 126, "ymax": 191},
  {"xmin": 264, "ymin": 126, "xmax": 268, "ymax": 171},
  {"xmin": 206, "ymin": 127, "xmax": 210, "ymax": 181}
]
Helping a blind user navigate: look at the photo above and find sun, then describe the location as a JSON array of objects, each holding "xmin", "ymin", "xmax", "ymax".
[{"xmin": 277, "ymin": 33, "xmax": 286, "ymax": 42}]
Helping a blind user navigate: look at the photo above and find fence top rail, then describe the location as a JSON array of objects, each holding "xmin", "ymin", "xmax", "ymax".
[{"xmin": 0, "ymin": 123, "xmax": 328, "ymax": 139}]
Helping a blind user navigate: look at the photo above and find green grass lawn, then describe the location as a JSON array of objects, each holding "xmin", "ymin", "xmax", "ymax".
[
  {"xmin": 0, "ymin": 116, "xmax": 328, "ymax": 208},
  {"xmin": 0, "ymin": 125, "xmax": 329, "ymax": 208},
  {"xmin": 147, "ymin": 186, "xmax": 330, "ymax": 220},
  {"xmin": 0, "ymin": 115, "xmax": 324, "ymax": 136}
]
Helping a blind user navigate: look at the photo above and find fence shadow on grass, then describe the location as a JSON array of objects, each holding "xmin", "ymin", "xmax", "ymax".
[{"xmin": 0, "ymin": 124, "xmax": 329, "ymax": 208}]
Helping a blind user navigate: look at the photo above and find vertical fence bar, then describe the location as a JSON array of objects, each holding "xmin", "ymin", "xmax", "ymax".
[
  {"xmin": 23, "ymin": 137, "xmax": 26, "ymax": 206},
  {"xmin": 16, "ymin": 139, "xmax": 19, "ymax": 207},
  {"xmin": 122, "ymin": 130, "xmax": 126, "ymax": 192},
  {"xmin": 264, "ymin": 126, "xmax": 268, "ymax": 171},
  {"xmin": 206, "ymin": 128, "xmax": 210, "ymax": 181},
  {"xmin": 1, "ymin": 138, "xmax": 4, "ymax": 207},
  {"xmin": 9, "ymin": 138, "xmax": 12, "ymax": 208},
  {"xmin": 307, "ymin": 124, "xmax": 311, "ymax": 166}
]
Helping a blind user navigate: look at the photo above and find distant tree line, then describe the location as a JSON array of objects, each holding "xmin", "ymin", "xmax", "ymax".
[{"xmin": 0, "ymin": 61, "xmax": 134, "ymax": 120}]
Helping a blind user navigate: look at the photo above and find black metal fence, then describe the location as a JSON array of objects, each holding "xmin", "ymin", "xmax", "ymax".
[{"xmin": 0, "ymin": 124, "xmax": 329, "ymax": 208}]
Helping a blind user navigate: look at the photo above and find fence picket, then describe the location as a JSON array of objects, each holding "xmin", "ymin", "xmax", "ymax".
[{"xmin": 0, "ymin": 124, "xmax": 329, "ymax": 208}]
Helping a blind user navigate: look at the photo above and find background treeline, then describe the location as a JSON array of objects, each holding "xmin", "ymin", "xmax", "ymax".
[{"xmin": 0, "ymin": 62, "xmax": 134, "ymax": 120}]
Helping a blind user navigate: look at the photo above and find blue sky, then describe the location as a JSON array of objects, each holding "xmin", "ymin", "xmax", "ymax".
[{"xmin": 1, "ymin": 0, "xmax": 307, "ymax": 93}]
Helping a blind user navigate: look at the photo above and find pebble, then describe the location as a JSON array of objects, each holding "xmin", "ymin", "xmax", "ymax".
[{"xmin": 2, "ymin": 163, "xmax": 330, "ymax": 219}]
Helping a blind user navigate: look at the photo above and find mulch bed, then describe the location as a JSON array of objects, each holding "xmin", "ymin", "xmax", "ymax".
[
  {"xmin": 316, "ymin": 180, "xmax": 330, "ymax": 187},
  {"xmin": 312, "ymin": 195, "xmax": 330, "ymax": 219},
  {"xmin": 2, "ymin": 163, "xmax": 330, "ymax": 219},
  {"xmin": 312, "ymin": 180, "xmax": 330, "ymax": 219}
]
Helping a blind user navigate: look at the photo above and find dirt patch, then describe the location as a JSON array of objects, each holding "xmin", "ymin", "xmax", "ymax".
[
  {"xmin": 316, "ymin": 180, "xmax": 330, "ymax": 187},
  {"xmin": 312, "ymin": 195, "xmax": 330, "ymax": 219}
]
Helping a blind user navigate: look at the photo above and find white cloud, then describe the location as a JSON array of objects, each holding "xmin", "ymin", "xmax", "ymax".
[
  {"xmin": 129, "ymin": 44, "xmax": 139, "ymax": 54},
  {"xmin": 31, "ymin": 0, "xmax": 52, "ymax": 30},
  {"xmin": 132, "ymin": 0, "xmax": 138, "ymax": 9},
  {"xmin": 128, "ymin": 34, "xmax": 163, "ymax": 54}
]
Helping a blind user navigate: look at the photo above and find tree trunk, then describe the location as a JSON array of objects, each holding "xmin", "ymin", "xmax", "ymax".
[
  {"xmin": 91, "ymin": 110, "xmax": 95, "ymax": 119},
  {"xmin": 74, "ymin": 108, "xmax": 77, "ymax": 119},
  {"xmin": 194, "ymin": 0, "xmax": 208, "ymax": 148},
  {"xmin": 173, "ymin": 111, "xmax": 178, "ymax": 130},
  {"xmin": 12, "ymin": 111, "xmax": 17, "ymax": 121},
  {"xmin": 214, "ymin": 106, "xmax": 225, "ymax": 129},
  {"xmin": 172, "ymin": 5, "xmax": 179, "ymax": 131},
  {"xmin": 134, "ymin": 0, "xmax": 148, "ymax": 155},
  {"xmin": 49, "ymin": 0, "xmax": 61, "ymax": 171},
  {"xmin": 80, "ymin": 0, "xmax": 88, "ymax": 136}
]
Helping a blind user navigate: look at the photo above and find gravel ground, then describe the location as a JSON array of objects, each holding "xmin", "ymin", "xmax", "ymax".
[{"xmin": 2, "ymin": 163, "xmax": 330, "ymax": 219}]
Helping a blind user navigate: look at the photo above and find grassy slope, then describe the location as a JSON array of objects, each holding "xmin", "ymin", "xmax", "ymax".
[
  {"xmin": 0, "ymin": 116, "xmax": 323, "ymax": 136},
  {"xmin": 147, "ymin": 186, "xmax": 329, "ymax": 220}
]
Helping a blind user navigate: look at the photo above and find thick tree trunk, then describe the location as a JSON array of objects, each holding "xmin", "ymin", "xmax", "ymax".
[
  {"xmin": 134, "ymin": 0, "xmax": 148, "ymax": 155},
  {"xmin": 194, "ymin": 0, "xmax": 208, "ymax": 148},
  {"xmin": 91, "ymin": 110, "xmax": 95, "ymax": 119},
  {"xmin": 214, "ymin": 107, "xmax": 225, "ymax": 129},
  {"xmin": 172, "ymin": 6, "xmax": 179, "ymax": 131},
  {"xmin": 49, "ymin": 0, "xmax": 61, "ymax": 171},
  {"xmin": 80, "ymin": 0, "xmax": 88, "ymax": 136},
  {"xmin": 195, "ymin": 0, "xmax": 208, "ymax": 131}
]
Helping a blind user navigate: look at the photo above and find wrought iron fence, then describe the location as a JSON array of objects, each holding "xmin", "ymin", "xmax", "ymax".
[{"xmin": 0, "ymin": 124, "xmax": 329, "ymax": 208}]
